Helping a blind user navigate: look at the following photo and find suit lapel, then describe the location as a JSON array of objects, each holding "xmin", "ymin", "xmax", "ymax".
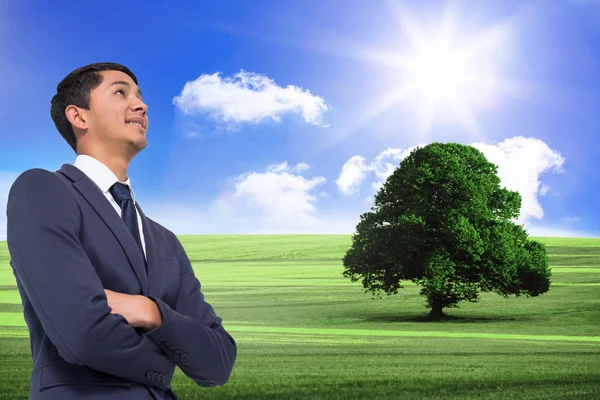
[
  {"xmin": 57, "ymin": 164, "xmax": 149, "ymax": 294},
  {"xmin": 136, "ymin": 204, "xmax": 161, "ymax": 299}
]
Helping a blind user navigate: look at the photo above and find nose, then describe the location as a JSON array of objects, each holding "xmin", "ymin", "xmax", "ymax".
[{"xmin": 131, "ymin": 98, "xmax": 148, "ymax": 114}]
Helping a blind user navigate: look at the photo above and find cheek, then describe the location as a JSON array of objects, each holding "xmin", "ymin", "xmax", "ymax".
[
  {"xmin": 109, "ymin": 108, "xmax": 124, "ymax": 124},
  {"xmin": 95, "ymin": 108, "xmax": 123, "ymax": 130}
]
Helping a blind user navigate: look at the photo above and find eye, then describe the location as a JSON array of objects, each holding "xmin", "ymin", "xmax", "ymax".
[{"xmin": 115, "ymin": 89, "xmax": 125, "ymax": 96}]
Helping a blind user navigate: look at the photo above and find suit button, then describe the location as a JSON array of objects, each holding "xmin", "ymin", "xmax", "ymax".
[
  {"xmin": 181, "ymin": 354, "xmax": 189, "ymax": 362},
  {"xmin": 162, "ymin": 375, "xmax": 168, "ymax": 384},
  {"xmin": 146, "ymin": 371, "xmax": 154, "ymax": 379},
  {"xmin": 174, "ymin": 350, "xmax": 182, "ymax": 359}
]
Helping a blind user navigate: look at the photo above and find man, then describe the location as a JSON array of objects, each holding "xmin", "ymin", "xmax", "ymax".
[{"xmin": 6, "ymin": 63, "xmax": 237, "ymax": 400}]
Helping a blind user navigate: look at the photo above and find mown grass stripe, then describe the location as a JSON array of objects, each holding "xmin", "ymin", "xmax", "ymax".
[
  {"xmin": 224, "ymin": 325, "xmax": 600, "ymax": 342},
  {"xmin": 0, "ymin": 313, "xmax": 25, "ymax": 326},
  {"xmin": 0, "ymin": 329, "xmax": 28, "ymax": 337},
  {"xmin": 3, "ymin": 324, "xmax": 599, "ymax": 343},
  {"xmin": 551, "ymin": 267, "xmax": 600, "ymax": 272},
  {"xmin": 551, "ymin": 283, "xmax": 600, "ymax": 286}
]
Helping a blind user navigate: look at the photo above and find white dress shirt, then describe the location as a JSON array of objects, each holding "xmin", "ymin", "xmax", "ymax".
[{"xmin": 73, "ymin": 154, "xmax": 147, "ymax": 260}]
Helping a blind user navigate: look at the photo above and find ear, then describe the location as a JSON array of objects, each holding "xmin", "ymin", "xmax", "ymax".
[{"xmin": 65, "ymin": 105, "xmax": 88, "ymax": 132}]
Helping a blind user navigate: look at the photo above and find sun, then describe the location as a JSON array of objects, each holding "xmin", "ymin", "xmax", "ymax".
[
  {"xmin": 410, "ymin": 43, "xmax": 468, "ymax": 101},
  {"xmin": 351, "ymin": 1, "xmax": 515, "ymax": 140},
  {"xmin": 402, "ymin": 34, "xmax": 501, "ymax": 136}
]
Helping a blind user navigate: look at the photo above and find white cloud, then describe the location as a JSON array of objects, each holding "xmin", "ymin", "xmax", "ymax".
[
  {"xmin": 370, "ymin": 147, "xmax": 424, "ymax": 192},
  {"xmin": 470, "ymin": 136, "xmax": 565, "ymax": 223},
  {"xmin": 472, "ymin": 136, "xmax": 565, "ymax": 223},
  {"xmin": 336, "ymin": 145, "xmax": 425, "ymax": 195},
  {"xmin": 336, "ymin": 136, "xmax": 565, "ymax": 225},
  {"xmin": 266, "ymin": 161, "xmax": 310, "ymax": 174},
  {"xmin": 215, "ymin": 161, "xmax": 327, "ymax": 225},
  {"xmin": 141, "ymin": 161, "xmax": 350, "ymax": 234},
  {"xmin": 335, "ymin": 155, "xmax": 370, "ymax": 195},
  {"xmin": 173, "ymin": 70, "xmax": 329, "ymax": 128}
]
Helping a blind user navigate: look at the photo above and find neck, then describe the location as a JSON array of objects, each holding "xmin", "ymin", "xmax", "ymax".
[{"xmin": 78, "ymin": 148, "xmax": 132, "ymax": 182}]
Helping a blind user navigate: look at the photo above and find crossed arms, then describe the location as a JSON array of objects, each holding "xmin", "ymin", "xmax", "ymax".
[{"xmin": 6, "ymin": 169, "xmax": 236, "ymax": 390}]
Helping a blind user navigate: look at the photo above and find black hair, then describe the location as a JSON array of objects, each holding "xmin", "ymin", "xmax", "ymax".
[{"xmin": 50, "ymin": 62, "xmax": 138, "ymax": 153}]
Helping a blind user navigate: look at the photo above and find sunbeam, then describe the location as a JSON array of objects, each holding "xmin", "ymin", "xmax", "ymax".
[{"xmin": 351, "ymin": 0, "xmax": 519, "ymax": 140}]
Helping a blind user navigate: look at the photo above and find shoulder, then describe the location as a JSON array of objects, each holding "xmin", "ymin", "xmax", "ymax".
[
  {"xmin": 9, "ymin": 168, "xmax": 65, "ymax": 196},
  {"xmin": 13, "ymin": 167, "xmax": 55, "ymax": 182},
  {"xmin": 7, "ymin": 168, "xmax": 79, "ymax": 224}
]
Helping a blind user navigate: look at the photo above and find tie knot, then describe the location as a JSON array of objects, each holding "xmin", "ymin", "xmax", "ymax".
[{"xmin": 110, "ymin": 182, "xmax": 133, "ymax": 205}]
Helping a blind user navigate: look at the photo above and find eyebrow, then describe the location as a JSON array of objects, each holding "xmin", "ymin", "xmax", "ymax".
[{"xmin": 110, "ymin": 80, "xmax": 143, "ymax": 99}]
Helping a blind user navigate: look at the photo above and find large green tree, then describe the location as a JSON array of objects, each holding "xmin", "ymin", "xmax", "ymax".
[{"xmin": 342, "ymin": 142, "xmax": 551, "ymax": 317}]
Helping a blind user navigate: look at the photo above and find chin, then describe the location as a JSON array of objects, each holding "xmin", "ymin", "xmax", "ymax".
[{"xmin": 126, "ymin": 139, "xmax": 147, "ymax": 154}]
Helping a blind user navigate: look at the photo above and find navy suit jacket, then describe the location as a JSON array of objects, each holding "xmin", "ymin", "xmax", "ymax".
[{"xmin": 6, "ymin": 164, "xmax": 237, "ymax": 400}]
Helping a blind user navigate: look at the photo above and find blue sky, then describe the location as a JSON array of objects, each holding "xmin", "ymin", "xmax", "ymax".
[{"xmin": 1, "ymin": 0, "xmax": 600, "ymax": 240}]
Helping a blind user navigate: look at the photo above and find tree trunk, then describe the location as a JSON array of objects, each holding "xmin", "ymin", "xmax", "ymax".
[{"xmin": 430, "ymin": 299, "xmax": 445, "ymax": 318}]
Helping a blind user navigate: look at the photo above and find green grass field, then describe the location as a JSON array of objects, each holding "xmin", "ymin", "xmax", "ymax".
[{"xmin": 1, "ymin": 235, "xmax": 599, "ymax": 399}]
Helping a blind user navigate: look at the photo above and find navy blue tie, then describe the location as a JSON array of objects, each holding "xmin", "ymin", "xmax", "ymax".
[{"xmin": 110, "ymin": 182, "xmax": 145, "ymax": 260}]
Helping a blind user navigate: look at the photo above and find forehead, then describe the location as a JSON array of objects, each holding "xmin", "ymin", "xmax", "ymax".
[{"xmin": 98, "ymin": 70, "xmax": 138, "ymax": 88}]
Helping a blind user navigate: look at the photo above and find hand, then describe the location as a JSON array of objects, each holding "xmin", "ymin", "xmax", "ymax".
[{"xmin": 104, "ymin": 289, "xmax": 162, "ymax": 332}]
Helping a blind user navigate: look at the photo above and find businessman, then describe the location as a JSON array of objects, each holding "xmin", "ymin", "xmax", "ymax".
[{"xmin": 6, "ymin": 62, "xmax": 237, "ymax": 399}]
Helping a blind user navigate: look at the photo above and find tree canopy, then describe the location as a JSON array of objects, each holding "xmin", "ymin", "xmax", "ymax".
[{"xmin": 342, "ymin": 142, "xmax": 551, "ymax": 317}]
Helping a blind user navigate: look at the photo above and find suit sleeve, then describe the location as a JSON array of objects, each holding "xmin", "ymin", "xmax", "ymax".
[
  {"xmin": 145, "ymin": 233, "xmax": 237, "ymax": 387},
  {"xmin": 6, "ymin": 169, "xmax": 174, "ymax": 391}
]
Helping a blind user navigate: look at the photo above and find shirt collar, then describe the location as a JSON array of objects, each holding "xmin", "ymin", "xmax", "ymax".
[{"xmin": 73, "ymin": 154, "xmax": 136, "ymax": 203}]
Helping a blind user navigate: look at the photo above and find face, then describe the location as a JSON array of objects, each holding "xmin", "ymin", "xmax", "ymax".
[{"xmin": 83, "ymin": 70, "xmax": 149, "ymax": 155}]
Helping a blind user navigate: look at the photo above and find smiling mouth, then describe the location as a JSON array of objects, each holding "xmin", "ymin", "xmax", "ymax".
[{"xmin": 126, "ymin": 121, "xmax": 146, "ymax": 130}]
